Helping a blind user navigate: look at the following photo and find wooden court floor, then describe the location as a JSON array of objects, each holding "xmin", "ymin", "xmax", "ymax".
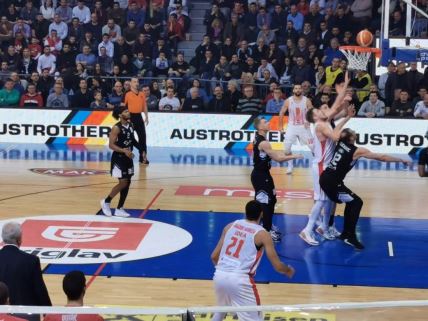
[{"xmin": 0, "ymin": 158, "xmax": 427, "ymax": 309}]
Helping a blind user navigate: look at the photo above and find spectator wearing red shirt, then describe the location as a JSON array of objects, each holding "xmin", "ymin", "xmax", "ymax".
[
  {"xmin": 19, "ymin": 83, "xmax": 44, "ymax": 107},
  {"xmin": 166, "ymin": 13, "xmax": 183, "ymax": 54},
  {"xmin": 43, "ymin": 271, "xmax": 104, "ymax": 321}
]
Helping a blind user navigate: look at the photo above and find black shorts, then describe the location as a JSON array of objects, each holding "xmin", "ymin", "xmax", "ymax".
[
  {"xmin": 319, "ymin": 173, "xmax": 357, "ymax": 204},
  {"xmin": 251, "ymin": 170, "xmax": 276, "ymax": 204},
  {"xmin": 111, "ymin": 152, "xmax": 134, "ymax": 179}
]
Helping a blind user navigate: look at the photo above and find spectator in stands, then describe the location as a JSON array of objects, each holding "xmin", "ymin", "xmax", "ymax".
[
  {"xmin": 385, "ymin": 62, "xmax": 409, "ymax": 107},
  {"xmin": 266, "ymin": 87, "xmax": 285, "ymax": 114},
  {"xmin": 56, "ymin": 0, "xmax": 73, "ymax": 24},
  {"xmin": 358, "ymin": 91, "xmax": 385, "ymax": 117},
  {"xmin": 208, "ymin": 85, "xmax": 231, "ymax": 112},
  {"xmin": 351, "ymin": 70, "xmax": 372, "ymax": 103},
  {"xmin": 0, "ymin": 222, "xmax": 51, "ymax": 316},
  {"xmin": 159, "ymin": 87, "xmax": 181, "ymax": 111},
  {"xmin": 0, "ymin": 79, "xmax": 20, "ymax": 106},
  {"xmin": 123, "ymin": 20, "xmax": 139, "ymax": 45},
  {"xmin": 154, "ymin": 51, "xmax": 169, "ymax": 77},
  {"xmin": 414, "ymin": 93, "xmax": 428, "ymax": 119},
  {"xmin": 270, "ymin": 4, "xmax": 286, "ymax": 42},
  {"xmin": 72, "ymin": 79, "xmax": 92, "ymax": 107},
  {"xmin": 3, "ymin": 46, "xmax": 20, "ymax": 71},
  {"xmin": 18, "ymin": 48, "xmax": 37, "ymax": 75},
  {"xmin": 290, "ymin": 56, "xmax": 313, "ymax": 85},
  {"xmin": 223, "ymin": 14, "xmax": 244, "ymax": 45},
  {"xmin": 72, "ymin": 0, "xmax": 91, "ymax": 24},
  {"xmin": 389, "ymin": 10, "xmax": 405, "ymax": 36},
  {"xmin": 237, "ymin": 86, "xmax": 262, "ymax": 114},
  {"xmin": 102, "ymin": 18, "xmax": 121, "ymax": 42},
  {"xmin": 142, "ymin": 84, "xmax": 159, "ymax": 111},
  {"xmin": 319, "ymin": 57, "xmax": 342, "ymax": 90},
  {"xmin": 408, "ymin": 62, "xmax": 424, "ymax": 98},
  {"xmin": 133, "ymin": 51, "xmax": 153, "ymax": 78},
  {"xmin": 108, "ymin": 2, "xmax": 126, "ymax": 27},
  {"xmin": 390, "ymin": 90, "xmax": 413, "ymax": 117},
  {"xmin": 257, "ymin": 25, "xmax": 276, "ymax": 47},
  {"xmin": 412, "ymin": 87, "xmax": 427, "ymax": 108},
  {"xmin": 287, "ymin": 4, "xmax": 304, "ymax": 32},
  {"xmin": 38, "ymin": 68, "xmax": 54, "ymax": 101},
  {"xmin": 89, "ymin": 90, "xmax": 107, "ymax": 108},
  {"xmin": 49, "ymin": 14, "xmax": 68, "ymax": 40},
  {"xmin": 114, "ymin": 36, "xmax": 132, "ymax": 63},
  {"xmin": 0, "ymin": 282, "xmax": 27, "ymax": 321},
  {"xmin": 378, "ymin": 61, "xmax": 396, "ymax": 100},
  {"xmin": 350, "ymin": 0, "xmax": 372, "ymax": 32},
  {"xmin": 0, "ymin": 16, "xmax": 13, "ymax": 44},
  {"xmin": 43, "ymin": 271, "xmax": 104, "ymax": 321},
  {"xmin": 127, "ymin": 2, "xmax": 145, "ymax": 29},
  {"xmin": 198, "ymin": 50, "xmax": 216, "ymax": 90},
  {"xmin": 40, "ymin": 0, "xmax": 55, "ymax": 21},
  {"xmin": 106, "ymin": 81, "xmax": 124, "ymax": 108},
  {"xmin": 98, "ymin": 34, "xmax": 114, "ymax": 58},
  {"xmin": 225, "ymin": 79, "xmax": 241, "ymax": 112},
  {"xmin": 20, "ymin": 1, "xmax": 38, "ymax": 25},
  {"xmin": 12, "ymin": 19, "xmax": 31, "ymax": 39},
  {"xmin": 37, "ymin": 46, "xmax": 56, "ymax": 74},
  {"xmin": 44, "ymin": 29, "xmax": 62, "ymax": 55},
  {"xmin": 167, "ymin": 14, "xmax": 184, "ymax": 54},
  {"xmin": 182, "ymin": 87, "xmax": 204, "ymax": 111},
  {"xmin": 169, "ymin": 52, "xmax": 190, "ymax": 79},
  {"xmin": 10, "ymin": 73, "xmax": 25, "ymax": 95},
  {"xmin": 76, "ymin": 45, "xmax": 96, "ymax": 70},
  {"xmin": 256, "ymin": 58, "xmax": 278, "ymax": 82},
  {"xmin": 46, "ymin": 82, "xmax": 69, "ymax": 108},
  {"xmin": 84, "ymin": 14, "xmax": 102, "ymax": 42},
  {"xmin": 19, "ymin": 83, "xmax": 43, "ymax": 107}
]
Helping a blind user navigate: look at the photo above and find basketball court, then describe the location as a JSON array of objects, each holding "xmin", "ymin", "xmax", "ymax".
[{"xmin": 0, "ymin": 143, "xmax": 427, "ymax": 317}]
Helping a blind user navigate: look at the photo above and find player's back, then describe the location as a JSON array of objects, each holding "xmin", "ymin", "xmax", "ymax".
[
  {"xmin": 216, "ymin": 220, "xmax": 265, "ymax": 276},
  {"xmin": 312, "ymin": 122, "xmax": 336, "ymax": 165},
  {"xmin": 287, "ymin": 96, "xmax": 308, "ymax": 126}
]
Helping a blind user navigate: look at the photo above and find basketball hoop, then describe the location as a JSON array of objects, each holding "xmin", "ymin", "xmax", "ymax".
[{"xmin": 339, "ymin": 46, "xmax": 381, "ymax": 71}]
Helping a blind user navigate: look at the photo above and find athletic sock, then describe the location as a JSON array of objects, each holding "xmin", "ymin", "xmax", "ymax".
[{"xmin": 304, "ymin": 200, "xmax": 324, "ymax": 233}]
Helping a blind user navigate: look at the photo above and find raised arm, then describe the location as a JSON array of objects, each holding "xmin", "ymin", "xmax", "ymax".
[
  {"xmin": 259, "ymin": 140, "xmax": 303, "ymax": 162},
  {"xmin": 326, "ymin": 72, "xmax": 350, "ymax": 120},
  {"xmin": 257, "ymin": 230, "xmax": 294, "ymax": 278},
  {"xmin": 318, "ymin": 105, "xmax": 354, "ymax": 141}
]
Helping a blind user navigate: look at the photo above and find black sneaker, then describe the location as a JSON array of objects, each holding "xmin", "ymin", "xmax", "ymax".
[{"xmin": 343, "ymin": 237, "xmax": 365, "ymax": 250}]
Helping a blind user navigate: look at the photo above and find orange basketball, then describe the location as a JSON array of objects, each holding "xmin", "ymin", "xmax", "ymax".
[{"xmin": 356, "ymin": 29, "xmax": 373, "ymax": 47}]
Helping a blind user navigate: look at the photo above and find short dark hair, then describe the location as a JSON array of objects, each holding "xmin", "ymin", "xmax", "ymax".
[
  {"xmin": 0, "ymin": 282, "xmax": 8, "ymax": 305},
  {"xmin": 253, "ymin": 116, "xmax": 264, "ymax": 130},
  {"xmin": 369, "ymin": 91, "xmax": 378, "ymax": 97},
  {"xmin": 63, "ymin": 271, "xmax": 86, "ymax": 301},
  {"xmin": 306, "ymin": 108, "xmax": 315, "ymax": 123},
  {"xmin": 245, "ymin": 200, "xmax": 263, "ymax": 221},
  {"xmin": 340, "ymin": 128, "xmax": 355, "ymax": 144}
]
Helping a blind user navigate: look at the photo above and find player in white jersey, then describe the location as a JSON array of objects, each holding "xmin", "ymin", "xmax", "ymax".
[
  {"xmin": 211, "ymin": 201, "xmax": 295, "ymax": 321},
  {"xmin": 279, "ymin": 84, "xmax": 313, "ymax": 174},
  {"xmin": 299, "ymin": 75, "xmax": 355, "ymax": 245}
]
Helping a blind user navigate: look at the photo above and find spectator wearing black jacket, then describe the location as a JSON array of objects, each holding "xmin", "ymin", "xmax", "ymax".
[
  {"xmin": 385, "ymin": 62, "xmax": 409, "ymax": 107},
  {"xmin": 71, "ymin": 79, "xmax": 93, "ymax": 107},
  {"xmin": 225, "ymin": 79, "xmax": 241, "ymax": 112},
  {"xmin": 18, "ymin": 48, "xmax": 37, "ymax": 75},
  {"xmin": 290, "ymin": 56, "xmax": 313, "ymax": 85},
  {"xmin": 38, "ymin": 68, "xmax": 55, "ymax": 103},
  {"xmin": 182, "ymin": 87, "xmax": 205, "ymax": 111},
  {"xmin": 56, "ymin": 43, "xmax": 77, "ymax": 74},
  {"xmin": 208, "ymin": 86, "xmax": 231, "ymax": 112}
]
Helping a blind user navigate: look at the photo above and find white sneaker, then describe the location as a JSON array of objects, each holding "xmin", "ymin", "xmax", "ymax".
[
  {"xmin": 328, "ymin": 225, "xmax": 341, "ymax": 238},
  {"xmin": 299, "ymin": 229, "xmax": 319, "ymax": 246},
  {"xmin": 286, "ymin": 167, "xmax": 293, "ymax": 175},
  {"xmin": 114, "ymin": 208, "xmax": 131, "ymax": 217},
  {"xmin": 100, "ymin": 199, "xmax": 112, "ymax": 217},
  {"xmin": 316, "ymin": 226, "xmax": 335, "ymax": 240}
]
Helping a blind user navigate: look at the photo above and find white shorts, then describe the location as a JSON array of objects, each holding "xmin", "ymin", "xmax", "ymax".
[
  {"xmin": 284, "ymin": 125, "xmax": 313, "ymax": 152},
  {"xmin": 211, "ymin": 270, "xmax": 262, "ymax": 321},
  {"xmin": 312, "ymin": 162, "xmax": 329, "ymax": 201}
]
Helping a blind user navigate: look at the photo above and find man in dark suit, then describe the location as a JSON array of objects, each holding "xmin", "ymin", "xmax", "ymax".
[{"xmin": 0, "ymin": 222, "xmax": 51, "ymax": 319}]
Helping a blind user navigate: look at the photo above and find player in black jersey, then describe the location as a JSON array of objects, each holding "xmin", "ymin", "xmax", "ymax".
[
  {"xmin": 252, "ymin": 117, "xmax": 303, "ymax": 242},
  {"xmin": 320, "ymin": 128, "xmax": 412, "ymax": 249},
  {"xmin": 100, "ymin": 106, "xmax": 136, "ymax": 217},
  {"xmin": 418, "ymin": 130, "xmax": 428, "ymax": 177}
]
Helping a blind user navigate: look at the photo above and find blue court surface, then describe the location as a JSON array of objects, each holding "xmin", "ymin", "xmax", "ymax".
[{"xmin": 44, "ymin": 209, "xmax": 428, "ymax": 289}]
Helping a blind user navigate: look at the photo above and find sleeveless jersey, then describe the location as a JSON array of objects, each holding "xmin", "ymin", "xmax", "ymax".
[
  {"xmin": 312, "ymin": 122, "xmax": 336, "ymax": 165},
  {"xmin": 325, "ymin": 140, "xmax": 358, "ymax": 181},
  {"xmin": 112, "ymin": 121, "xmax": 135, "ymax": 156},
  {"xmin": 253, "ymin": 132, "xmax": 271, "ymax": 172},
  {"xmin": 288, "ymin": 96, "xmax": 308, "ymax": 126},
  {"xmin": 216, "ymin": 219, "xmax": 265, "ymax": 276}
]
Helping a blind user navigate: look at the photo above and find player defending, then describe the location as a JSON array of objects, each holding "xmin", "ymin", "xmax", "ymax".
[
  {"xmin": 252, "ymin": 117, "xmax": 303, "ymax": 241},
  {"xmin": 100, "ymin": 107, "xmax": 135, "ymax": 217},
  {"xmin": 211, "ymin": 200, "xmax": 295, "ymax": 321},
  {"xmin": 320, "ymin": 128, "xmax": 412, "ymax": 249},
  {"xmin": 279, "ymin": 84, "xmax": 313, "ymax": 174},
  {"xmin": 299, "ymin": 76, "xmax": 353, "ymax": 245}
]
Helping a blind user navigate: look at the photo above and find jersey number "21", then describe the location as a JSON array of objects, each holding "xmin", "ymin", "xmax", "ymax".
[{"xmin": 225, "ymin": 237, "xmax": 244, "ymax": 258}]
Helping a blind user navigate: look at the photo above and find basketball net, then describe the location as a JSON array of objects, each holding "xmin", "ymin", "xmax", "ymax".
[{"xmin": 339, "ymin": 46, "xmax": 381, "ymax": 71}]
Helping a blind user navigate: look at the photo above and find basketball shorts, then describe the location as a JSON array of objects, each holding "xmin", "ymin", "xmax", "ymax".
[
  {"xmin": 320, "ymin": 173, "xmax": 357, "ymax": 204},
  {"xmin": 111, "ymin": 153, "xmax": 134, "ymax": 179},
  {"xmin": 284, "ymin": 125, "xmax": 313, "ymax": 153},
  {"xmin": 250, "ymin": 170, "xmax": 276, "ymax": 205},
  {"xmin": 211, "ymin": 270, "xmax": 262, "ymax": 321}
]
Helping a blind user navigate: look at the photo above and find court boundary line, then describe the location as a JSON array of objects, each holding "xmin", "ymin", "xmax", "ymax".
[{"xmin": 85, "ymin": 188, "xmax": 164, "ymax": 289}]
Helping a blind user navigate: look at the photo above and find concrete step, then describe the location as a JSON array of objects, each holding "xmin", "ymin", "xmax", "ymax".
[
  {"xmin": 190, "ymin": 9, "xmax": 206, "ymax": 17},
  {"xmin": 192, "ymin": 3, "xmax": 211, "ymax": 9},
  {"xmin": 178, "ymin": 40, "xmax": 201, "ymax": 48}
]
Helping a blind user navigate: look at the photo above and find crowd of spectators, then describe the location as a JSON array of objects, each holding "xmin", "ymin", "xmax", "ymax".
[{"xmin": 0, "ymin": 0, "xmax": 426, "ymax": 118}]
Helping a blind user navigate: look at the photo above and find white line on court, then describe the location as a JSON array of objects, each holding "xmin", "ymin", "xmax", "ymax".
[{"xmin": 388, "ymin": 241, "xmax": 394, "ymax": 257}]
